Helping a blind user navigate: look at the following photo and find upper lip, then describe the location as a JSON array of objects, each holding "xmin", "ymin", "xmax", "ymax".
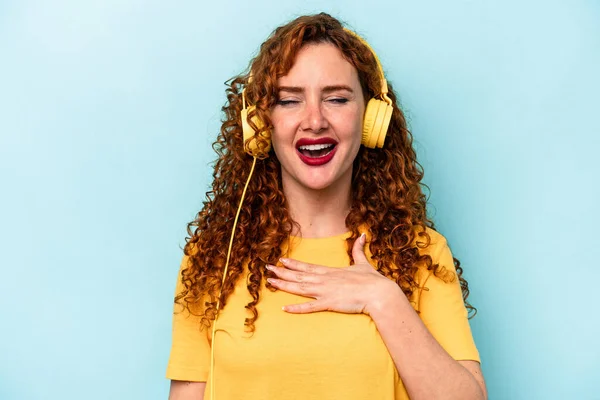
[{"xmin": 295, "ymin": 137, "xmax": 338, "ymax": 148}]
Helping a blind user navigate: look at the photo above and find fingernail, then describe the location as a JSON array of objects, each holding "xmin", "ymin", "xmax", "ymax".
[
  {"xmin": 279, "ymin": 258, "xmax": 289, "ymax": 265},
  {"xmin": 360, "ymin": 233, "xmax": 366, "ymax": 243},
  {"xmin": 265, "ymin": 264, "xmax": 274, "ymax": 271}
]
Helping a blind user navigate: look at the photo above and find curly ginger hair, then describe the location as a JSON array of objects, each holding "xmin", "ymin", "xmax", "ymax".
[{"xmin": 176, "ymin": 13, "xmax": 475, "ymax": 332}]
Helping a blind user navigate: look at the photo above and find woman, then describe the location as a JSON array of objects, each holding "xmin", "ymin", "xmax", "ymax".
[{"xmin": 166, "ymin": 13, "xmax": 487, "ymax": 400}]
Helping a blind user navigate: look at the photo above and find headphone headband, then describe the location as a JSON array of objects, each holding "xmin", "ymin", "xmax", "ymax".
[
  {"xmin": 342, "ymin": 28, "xmax": 390, "ymax": 102},
  {"xmin": 244, "ymin": 29, "xmax": 390, "ymax": 102}
]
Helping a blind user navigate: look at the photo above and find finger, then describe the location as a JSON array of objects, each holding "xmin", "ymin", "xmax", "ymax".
[
  {"xmin": 267, "ymin": 277, "xmax": 316, "ymax": 297},
  {"xmin": 283, "ymin": 300, "xmax": 325, "ymax": 314},
  {"xmin": 352, "ymin": 233, "xmax": 370, "ymax": 264},
  {"xmin": 280, "ymin": 258, "xmax": 326, "ymax": 274},
  {"xmin": 266, "ymin": 265, "xmax": 319, "ymax": 283}
]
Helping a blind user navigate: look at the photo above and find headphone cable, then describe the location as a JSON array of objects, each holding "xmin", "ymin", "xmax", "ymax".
[{"xmin": 209, "ymin": 155, "xmax": 257, "ymax": 400}]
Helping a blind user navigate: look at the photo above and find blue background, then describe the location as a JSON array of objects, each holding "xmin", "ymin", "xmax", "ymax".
[{"xmin": 1, "ymin": 1, "xmax": 598, "ymax": 399}]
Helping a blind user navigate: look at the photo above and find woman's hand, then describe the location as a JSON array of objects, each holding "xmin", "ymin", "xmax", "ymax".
[{"xmin": 266, "ymin": 233, "xmax": 403, "ymax": 315}]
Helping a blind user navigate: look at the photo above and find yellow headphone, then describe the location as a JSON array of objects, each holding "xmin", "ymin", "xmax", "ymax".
[
  {"xmin": 241, "ymin": 28, "xmax": 394, "ymax": 157},
  {"xmin": 209, "ymin": 28, "xmax": 393, "ymax": 400}
]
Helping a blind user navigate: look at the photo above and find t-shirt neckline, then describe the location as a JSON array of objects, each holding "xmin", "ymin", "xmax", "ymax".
[{"xmin": 289, "ymin": 230, "xmax": 353, "ymax": 241}]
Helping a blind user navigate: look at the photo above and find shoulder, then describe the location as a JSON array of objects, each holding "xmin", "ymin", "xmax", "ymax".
[
  {"xmin": 413, "ymin": 225, "xmax": 449, "ymax": 259},
  {"xmin": 411, "ymin": 226, "xmax": 459, "ymax": 284}
]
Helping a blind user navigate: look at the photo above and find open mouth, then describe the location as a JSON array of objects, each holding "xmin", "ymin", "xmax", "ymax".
[
  {"xmin": 295, "ymin": 138, "xmax": 338, "ymax": 166},
  {"xmin": 297, "ymin": 143, "xmax": 336, "ymax": 158}
]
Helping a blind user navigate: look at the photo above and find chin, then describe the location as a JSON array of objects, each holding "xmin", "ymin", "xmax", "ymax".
[
  {"xmin": 303, "ymin": 181, "xmax": 333, "ymax": 191},
  {"xmin": 296, "ymin": 173, "xmax": 341, "ymax": 191}
]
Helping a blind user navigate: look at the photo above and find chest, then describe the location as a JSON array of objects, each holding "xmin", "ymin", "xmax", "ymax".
[{"xmin": 213, "ymin": 280, "xmax": 393, "ymax": 376}]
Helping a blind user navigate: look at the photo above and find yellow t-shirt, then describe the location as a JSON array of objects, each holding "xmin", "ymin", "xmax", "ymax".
[{"xmin": 166, "ymin": 228, "xmax": 480, "ymax": 399}]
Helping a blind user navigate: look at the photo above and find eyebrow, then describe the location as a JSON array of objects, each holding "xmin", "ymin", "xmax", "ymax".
[{"xmin": 277, "ymin": 85, "xmax": 354, "ymax": 94}]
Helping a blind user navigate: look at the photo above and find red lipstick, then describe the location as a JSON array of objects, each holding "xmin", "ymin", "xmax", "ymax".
[{"xmin": 295, "ymin": 137, "xmax": 338, "ymax": 166}]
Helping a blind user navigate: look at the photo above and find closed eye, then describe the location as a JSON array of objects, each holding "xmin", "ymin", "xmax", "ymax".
[
  {"xmin": 276, "ymin": 100, "xmax": 299, "ymax": 106},
  {"xmin": 276, "ymin": 98, "xmax": 348, "ymax": 106}
]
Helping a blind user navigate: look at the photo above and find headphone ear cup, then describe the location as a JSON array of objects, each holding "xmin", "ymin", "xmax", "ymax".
[
  {"xmin": 241, "ymin": 104, "xmax": 271, "ymax": 156},
  {"xmin": 373, "ymin": 101, "xmax": 393, "ymax": 148},
  {"xmin": 362, "ymin": 99, "xmax": 392, "ymax": 148},
  {"xmin": 362, "ymin": 99, "xmax": 379, "ymax": 148}
]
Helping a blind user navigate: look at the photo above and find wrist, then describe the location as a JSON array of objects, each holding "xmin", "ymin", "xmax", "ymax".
[{"xmin": 365, "ymin": 279, "xmax": 409, "ymax": 319}]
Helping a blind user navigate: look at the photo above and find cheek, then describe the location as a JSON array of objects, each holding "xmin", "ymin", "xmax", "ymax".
[
  {"xmin": 270, "ymin": 118, "xmax": 297, "ymax": 160},
  {"xmin": 330, "ymin": 107, "xmax": 364, "ymax": 139},
  {"xmin": 270, "ymin": 114, "xmax": 290, "ymax": 144},
  {"xmin": 271, "ymin": 124, "xmax": 295, "ymax": 150}
]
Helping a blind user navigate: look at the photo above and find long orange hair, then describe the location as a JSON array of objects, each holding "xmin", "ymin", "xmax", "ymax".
[{"xmin": 176, "ymin": 13, "xmax": 475, "ymax": 331}]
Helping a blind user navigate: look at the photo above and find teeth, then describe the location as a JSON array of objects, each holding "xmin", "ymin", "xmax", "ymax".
[{"xmin": 298, "ymin": 143, "xmax": 334, "ymax": 151}]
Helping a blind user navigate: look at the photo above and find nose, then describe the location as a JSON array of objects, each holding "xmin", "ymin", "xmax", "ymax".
[{"xmin": 300, "ymin": 99, "xmax": 329, "ymax": 133}]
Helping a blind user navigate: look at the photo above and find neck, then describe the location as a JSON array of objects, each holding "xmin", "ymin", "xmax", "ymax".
[{"xmin": 282, "ymin": 172, "xmax": 353, "ymax": 239}]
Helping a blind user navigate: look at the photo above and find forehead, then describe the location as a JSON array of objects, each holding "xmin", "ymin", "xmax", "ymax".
[{"xmin": 277, "ymin": 42, "xmax": 360, "ymax": 88}]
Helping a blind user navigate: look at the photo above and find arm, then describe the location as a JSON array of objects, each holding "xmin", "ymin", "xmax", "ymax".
[
  {"xmin": 166, "ymin": 253, "xmax": 211, "ymax": 398},
  {"xmin": 269, "ymin": 233, "xmax": 487, "ymax": 399},
  {"xmin": 369, "ymin": 284, "xmax": 487, "ymax": 400},
  {"xmin": 168, "ymin": 381, "xmax": 206, "ymax": 400}
]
